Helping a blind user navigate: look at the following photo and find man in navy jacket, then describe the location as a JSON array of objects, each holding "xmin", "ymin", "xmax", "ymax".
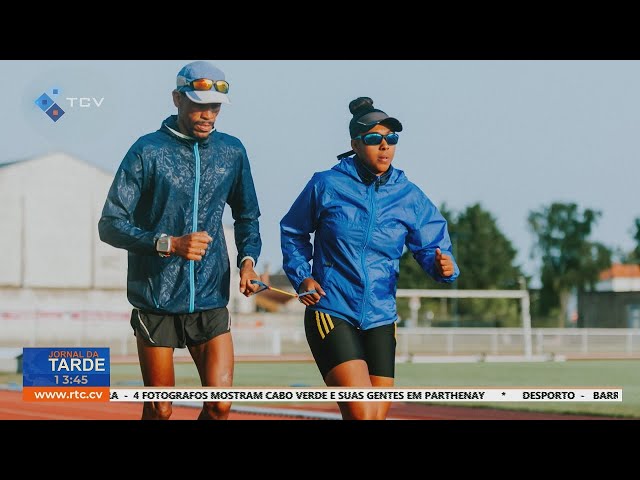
[{"xmin": 99, "ymin": 61, "xmax": 262, "ymax": 420}]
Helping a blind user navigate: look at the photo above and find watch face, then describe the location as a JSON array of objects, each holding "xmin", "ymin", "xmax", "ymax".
[{"xmin": 157, "ymin": 236, "xmax": 170, "ymax": 253}]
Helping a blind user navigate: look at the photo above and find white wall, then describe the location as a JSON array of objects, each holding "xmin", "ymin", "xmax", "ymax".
[
  {"xmin": 597, "ymin": 277, "xmax": 640, "ymax": 292},
  {"xmin": 0, "ymin": 153, "xmax": 126, "ymax": 289},
  {"xmin": 0, "ymin": 153, "xmax": 253, "ymax": 313},
  {"xmin": 0, "ymin": 194, "xmax": 22, "ymax": 286}
]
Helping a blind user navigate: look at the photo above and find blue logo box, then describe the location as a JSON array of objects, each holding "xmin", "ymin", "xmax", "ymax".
[{"xmin": 23, "ymin": 348, "xmax": 110, "ymax": 387}]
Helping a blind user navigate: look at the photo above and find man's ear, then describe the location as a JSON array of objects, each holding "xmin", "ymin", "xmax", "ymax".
[
  {"xmin": 172, "ymin": 90, "xmax": 182, "ymax": 109},
  {"xmin": 351, "ymin": 139, "xmax": 358, "ymax": 154}
]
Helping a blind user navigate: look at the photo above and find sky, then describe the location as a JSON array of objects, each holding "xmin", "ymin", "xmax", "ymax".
[{"xmin": 2, "ymin": 60, "xmax": 640, "ymax": 284}]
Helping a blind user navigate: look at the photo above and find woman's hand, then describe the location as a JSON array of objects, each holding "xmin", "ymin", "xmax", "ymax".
[
  {"xmin": 298, "ymin": 277, "xmax": 326, "ymax": 306},
  {"xmin": 435, "ymin": 248, "xmax": 455, "ymax": 277}
]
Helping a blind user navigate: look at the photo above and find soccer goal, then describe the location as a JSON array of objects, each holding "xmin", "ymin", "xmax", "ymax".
[{"xmin": 395, "ymin": 289, "xmax": 532, "ymax": 360}]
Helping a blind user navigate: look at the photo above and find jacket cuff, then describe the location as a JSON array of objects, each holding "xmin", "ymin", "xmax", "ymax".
[
  {"xmin": 240, "ymin": 256, "xmax": 256, "ymax": 268},
  {"xmin": 293, "ymin": 275, "xmax": 311, "ymax": 293}
]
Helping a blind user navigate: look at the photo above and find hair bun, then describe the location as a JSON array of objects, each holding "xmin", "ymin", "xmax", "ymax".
[{"xmin": 349, "ymin": 97, "xmax": 374, "ymax": 117}]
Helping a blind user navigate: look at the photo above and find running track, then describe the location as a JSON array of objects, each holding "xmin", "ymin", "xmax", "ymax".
[{"xmin": 0, "ymin": 390, "xmax": 617, "ymax": 420}]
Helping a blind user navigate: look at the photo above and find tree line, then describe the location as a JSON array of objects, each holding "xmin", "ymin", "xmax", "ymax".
[{"xmin": 398, "ymin": 202, "xmax": 638, "ymax": 327}]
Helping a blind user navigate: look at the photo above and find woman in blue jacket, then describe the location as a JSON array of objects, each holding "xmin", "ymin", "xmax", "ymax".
[{"xmin": 281, "ymin": 97, "xmax": 459, "ymax": 420}]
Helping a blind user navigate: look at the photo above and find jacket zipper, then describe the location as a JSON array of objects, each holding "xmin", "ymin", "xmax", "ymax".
[
  {"xmin": 189, "ymin": 143, "xmax": 202, "ymax": 313},
  {"xmin": 359, "ymin": 182, "xmax": 377, "ymax": 326}
]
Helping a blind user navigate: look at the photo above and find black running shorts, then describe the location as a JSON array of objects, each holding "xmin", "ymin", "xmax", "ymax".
[
  {"xmin": 304, "ymin": 309, "xmax": 397, "ymax": 379},
  {"xmin": 130, "ymin": 307, "xmax": 231, "ymax": 348}
]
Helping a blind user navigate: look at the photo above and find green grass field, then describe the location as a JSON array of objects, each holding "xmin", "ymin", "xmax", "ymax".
[{"xmin": 4, "ymin": 359, "xmax": 638, "ymax": 418}]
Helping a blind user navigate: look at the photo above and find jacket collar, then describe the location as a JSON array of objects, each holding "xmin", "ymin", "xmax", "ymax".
[
  {"xmin": 161, "ymin": 115, "xmax": 213, "ymax": 146},
  {"xmin": 333, "ymin": 155, "xmax": 406, "ymax": 188},
  {"xmin": 353, "ymin": 155, "xmax": 394, "ymax": 188}
]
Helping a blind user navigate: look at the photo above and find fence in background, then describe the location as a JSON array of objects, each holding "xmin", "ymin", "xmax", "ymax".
[{"xmin": 1, "ymin": 310, "xmax": 639, "ymax": 359}]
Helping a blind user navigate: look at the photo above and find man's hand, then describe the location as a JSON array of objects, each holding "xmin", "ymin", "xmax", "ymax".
[
  {"xmin": 171, "ymin": 231, "xmax": 212, "ymax": 261},
  {"xmin": 298, "ymin": 277, "xmax": 326, "ymax": 307},
  {"xmin": 435, "ymin": 247, "xmax": 455, "ymax": 277},
  {"xmin": 239, "ymin": 259, "xmax": 260, "ymax": 297}
]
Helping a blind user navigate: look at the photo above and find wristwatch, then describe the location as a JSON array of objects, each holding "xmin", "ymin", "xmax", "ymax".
[{"xmin": 156, "ymin": 234, "xmax": 171, "ymax": 257}]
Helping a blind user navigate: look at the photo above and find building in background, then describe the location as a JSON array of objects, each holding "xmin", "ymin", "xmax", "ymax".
[
  {"xmin": 0, "ymin": 152, "xmax": 254, "ymax": 319},
  {"xmin": 578, "ymin": 264, "xmax": 640, "ymax": 328}
]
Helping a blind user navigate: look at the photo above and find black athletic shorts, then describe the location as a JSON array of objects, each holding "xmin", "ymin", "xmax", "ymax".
[
  {"xmin": 304, "ymin": 309, "xmax": 397, "ymax": 379},
  {"xmin": 130, "ymin": 307, "xmax": 231, "ymax": 348}
]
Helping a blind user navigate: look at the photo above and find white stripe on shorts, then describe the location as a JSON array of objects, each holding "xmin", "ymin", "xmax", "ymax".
[{"xmin": 136, "ymin": 309, "xmax": 156, "ymax": 344}]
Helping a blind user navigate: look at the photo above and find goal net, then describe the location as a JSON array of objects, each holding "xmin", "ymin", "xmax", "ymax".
[{"xmin": 395, "ymin": 289, "xmax": 532, "ymax": 360}]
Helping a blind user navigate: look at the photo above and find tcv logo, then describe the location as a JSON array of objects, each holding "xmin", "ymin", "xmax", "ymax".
[{"xmin": 35, "ymin": 87, "xmax": 105, "ymax": 123}]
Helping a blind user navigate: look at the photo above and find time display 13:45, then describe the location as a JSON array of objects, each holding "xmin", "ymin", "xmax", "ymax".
[{"xmin": 54, "ymin": 375, "xmax": 89, "ymax": 385}]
